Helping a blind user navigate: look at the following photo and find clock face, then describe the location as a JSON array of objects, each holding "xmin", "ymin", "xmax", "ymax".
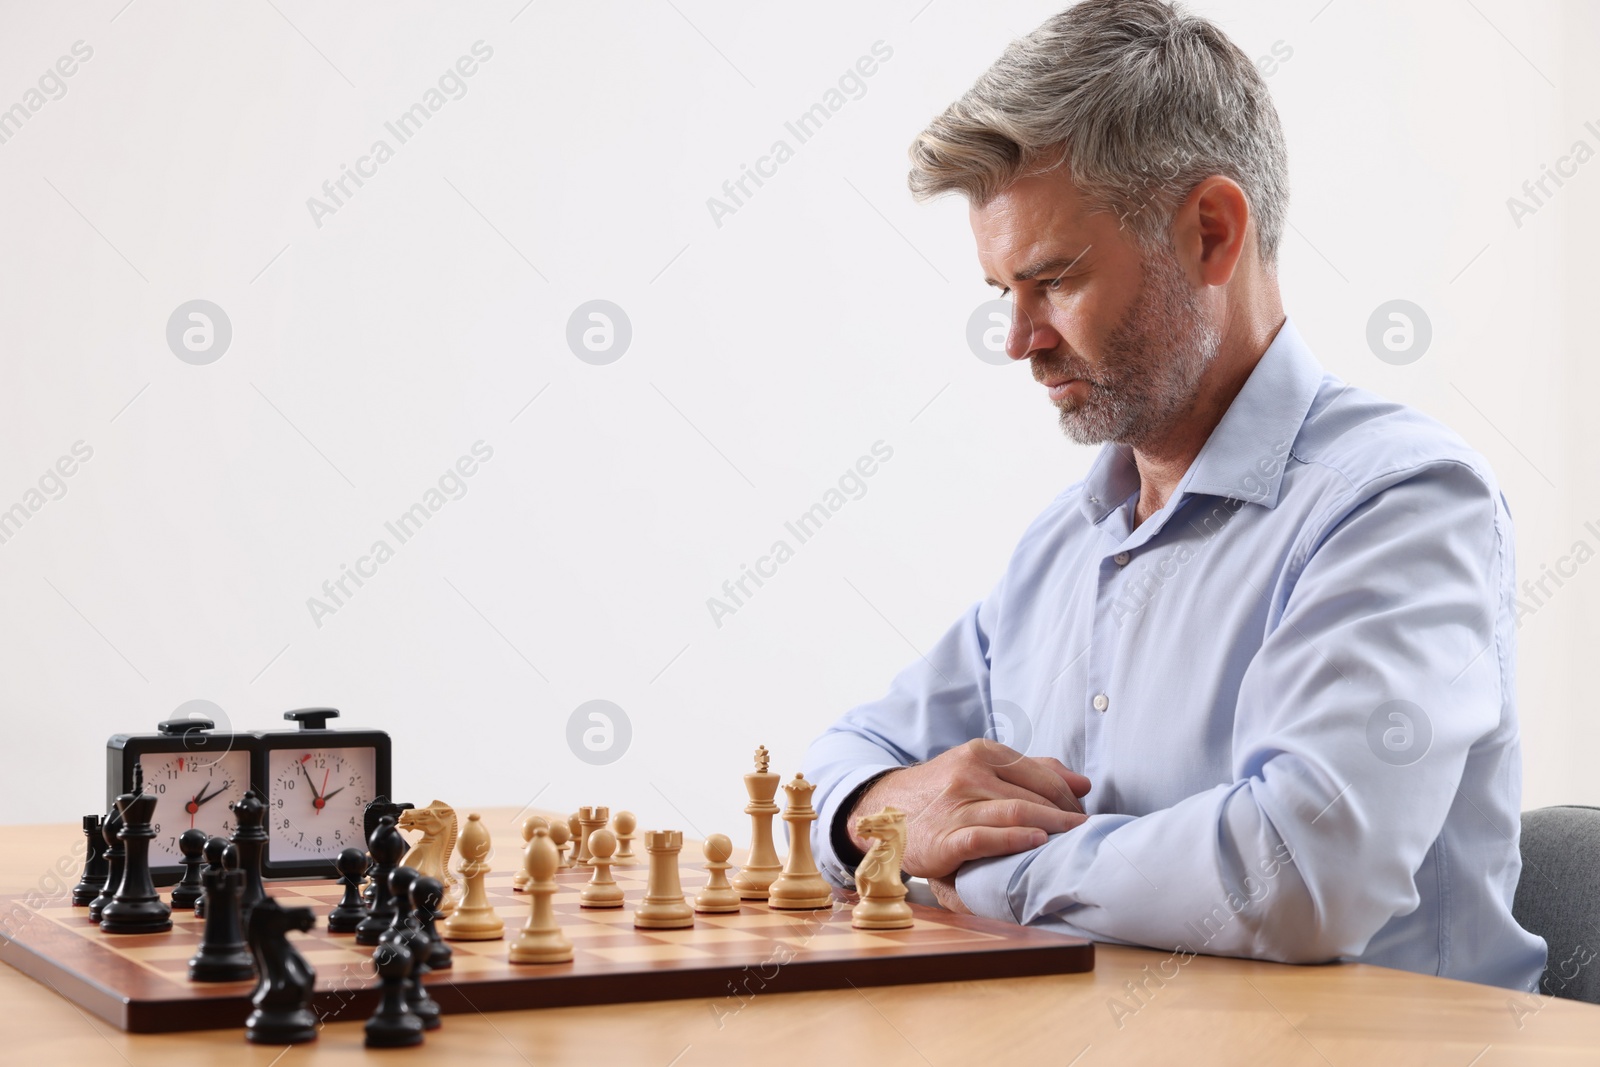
[
  {"xmin": 266, "ymin": 746, "xmax": 375, "ymax": 862},
  {"xmin": 137, "ymin": 749, "xmax": 251, "ymax": 866}
]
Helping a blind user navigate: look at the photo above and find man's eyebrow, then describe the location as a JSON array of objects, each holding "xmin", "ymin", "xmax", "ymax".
[{"xmin": 984, "ymin": 246, "xmax": 1093, "ymax": 288}]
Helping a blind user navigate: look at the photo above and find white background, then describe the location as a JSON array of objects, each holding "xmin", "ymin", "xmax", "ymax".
[{"xmin": 0, "ymin": 0, "xmax": 1595, "ymax": 842}]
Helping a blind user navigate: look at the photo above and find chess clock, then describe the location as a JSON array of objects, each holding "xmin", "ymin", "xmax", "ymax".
[
  {"xmin": 105, "ymin": 717, "xmax": 253, "ymax": 883},
  {"xmin": 256, "ymin": 708, "xmax": 392, "ymax": 879}
]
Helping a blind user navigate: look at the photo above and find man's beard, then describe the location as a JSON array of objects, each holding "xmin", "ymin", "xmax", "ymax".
[{"xmin": 1032, "ymin": 246, "xmax": 1221, "ymax": 448}]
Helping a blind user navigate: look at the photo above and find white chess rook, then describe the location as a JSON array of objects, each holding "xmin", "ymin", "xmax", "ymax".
[{"xmin": 633, "ymin": 830, "xmax": 694, "ymax": 929}]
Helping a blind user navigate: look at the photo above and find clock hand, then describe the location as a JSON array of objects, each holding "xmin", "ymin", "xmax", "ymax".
[
  {"xmin": 192, "ymin": 782, "xmax": 227, "ymax": 808},
  {"xmin": 297, "ymin": 760, "xmax": 324, "ymax": 803},
  {"xmin": 320, "ymin": 786, "xmax": 346, "ymax": 803}
]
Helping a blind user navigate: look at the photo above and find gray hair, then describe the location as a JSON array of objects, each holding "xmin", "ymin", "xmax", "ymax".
[{"xmin": 908, "ymin": 0, "xmax": 1289, "ymax": 267}]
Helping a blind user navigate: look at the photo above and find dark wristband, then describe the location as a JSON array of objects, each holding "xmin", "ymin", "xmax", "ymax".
[{"xmin": 830, "ymin": 769, "xmax": 899, "ymax": 871}]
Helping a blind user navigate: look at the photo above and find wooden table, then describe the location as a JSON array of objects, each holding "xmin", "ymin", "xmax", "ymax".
[{"xmin": 5, "ymin": 813, "xmax": 1597, "ymax": 1066}]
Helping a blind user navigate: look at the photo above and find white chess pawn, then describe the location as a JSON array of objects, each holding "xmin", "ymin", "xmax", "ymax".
[
  {"xmin": 549, "ymin": 821, "xmax": 572, "ymax": 869},
  {"xmin": 612, "ymin": 811, "xmax": 638, "ymax": 865},
  {"xmin": 580, "ymin": 829, "xmax": 624, "ymax": 908},
  {"xmin": 694, "ymin": 834, "xmax": 741, "ymax": 914}
]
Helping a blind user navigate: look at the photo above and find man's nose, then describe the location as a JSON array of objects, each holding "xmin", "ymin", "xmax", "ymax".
[{"xmin": 1006, "ymin": 299, "xmax": 1052, "ymax": 362}]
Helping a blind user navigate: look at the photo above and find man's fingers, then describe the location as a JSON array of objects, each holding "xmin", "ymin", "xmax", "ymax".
[
  {"xmin": 1034, "ymin": 757, "xmax": 1092, "ymax": 799},
  {"xmin": 986, "ymin": 752, "xmax": 1086, "ymax": 813},
  {"xmin": 969, "ymin": 797, "xmax": 1084, "ymax": 834},
  {"xmin": 945, "ymin": 824, "xmax": 1051, "ymax": 865}
]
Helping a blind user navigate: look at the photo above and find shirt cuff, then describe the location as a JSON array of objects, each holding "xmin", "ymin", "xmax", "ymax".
[
  {"xmin": 954, "ymin": 851, "xmax": 1029, "ymax": 923},
  {"xmin": 815, "ymin": 764, "xmax": 899, "ymax": 889}
]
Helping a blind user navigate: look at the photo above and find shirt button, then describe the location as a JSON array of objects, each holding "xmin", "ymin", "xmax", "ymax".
[
  {"xmin": 1092, "ymin": 693, "xmax": 1109, "ymax": 712},
  {"xmin": 1113, "ymin": 552, "xmax": 1130, "ymax": 566}
]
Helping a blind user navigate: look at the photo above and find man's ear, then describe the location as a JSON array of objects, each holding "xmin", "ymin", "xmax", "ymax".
[{"xmin": 1176, "ymin": 176, "xmax": 1251, "ymax": 287}]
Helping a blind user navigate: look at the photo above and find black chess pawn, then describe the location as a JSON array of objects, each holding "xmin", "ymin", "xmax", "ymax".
[
  {"xmin": 411, "ymin": 875, "xmax": 453, "ymax": 972},
  {"xmin": 327, "ymin": 848, "xmax": 369, "ymax": 934},
  {"xmin": 364, "ymin": 940, "xmax": 424, "ymax": 1049},
  {"xmin": 380, "ymin": 867, "xmax": 441, "ymax": 1031},
  {"xmin": 87, "ymin": 800, "xmax": 125, "ymax": 923},
  {"xmin": 102, "ymin": 766, "xmax": 173, "ymax": 934},
  {"xmin": 356, "ymin": 816, "xmax": 406, "ymax": 946},
  {"xmin": 189, "ymin": 841, "xmax": 255, "ymax": 983},
  {"xmin": 229, "ymin": 790, "xmax": 269, "ymax": 921},
  {"xmin": 194, "ymin": 835, "xmax": 227, "ymax": 919},
  {"xmin": 244, "ymin": 897, "xmax": 319, "ymax": 1045},
  {"xmin": 169, "ymin": 828, "xmax": 207, "ymax": 911},
  {"xmin": 71, "ymin": 815, "xmax": 109, "ymax": 907}
]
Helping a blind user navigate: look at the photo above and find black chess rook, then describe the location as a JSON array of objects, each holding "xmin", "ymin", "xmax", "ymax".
[{"xmin": 70, "ymin": 814, "xmax": 108, "ymax": 907}]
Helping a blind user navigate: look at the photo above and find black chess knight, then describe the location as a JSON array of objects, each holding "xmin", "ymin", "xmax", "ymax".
[{"xmin": 244, "ymin": 897, "xmax": 319, "ymax": 1045}]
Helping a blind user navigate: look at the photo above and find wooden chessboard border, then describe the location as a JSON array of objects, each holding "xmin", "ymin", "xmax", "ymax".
[{"xmin": 1, "ymin": 868, "xmax": 1094, "ymax": 1033}]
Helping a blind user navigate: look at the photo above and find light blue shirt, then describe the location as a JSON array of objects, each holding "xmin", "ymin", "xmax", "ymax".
[{"xmin": 804, "ymin": 318, "xmax": 1546, "ymax": 991}]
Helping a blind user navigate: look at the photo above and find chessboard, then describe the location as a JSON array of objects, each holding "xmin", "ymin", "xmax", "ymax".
[{"xmin": 1, "ymin": 864, "xmax": 1094, "ymax": 1033}]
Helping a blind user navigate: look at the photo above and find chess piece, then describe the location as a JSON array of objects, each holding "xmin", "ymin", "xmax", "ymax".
[
  {"xmin": 244, "ymin": 897, "xmax": 318, "ymax": 1044},
  {"xmin": 189, "ymin": 840, "xmax": 255, "ymax": 983},
  {"xmin": 580, "ymin": 829, "xmax": 624, "ymax": 908},
  {"xmin": 169, "ymin": 829, "xmax": 207, "ymax": 911},
  {"xmin": 380, "ymin": 868, "xmax": 440, "ymax": 1030},
  {"xmin": 732, "ymin": 745, "xmax": 783, "ymax": 900},
  {"xmin": 194, "ymin": 833, "xmax": 227, "ymax": 919},
  {"xmin": 612, "ymin": 811, "xmax": 638, "ymax": 866},
  {"xmin": 633, "ymin": 830, "xmax": 694, "ymax": 929},
  {"xmin": 328, "ymin": 848, "xmax": 369, "ymax": 933},
  {"xmin": 357, "ymin": 816, "xmax": 407, "ymax": 946},
  {"xmin": 567, "ymin": 813, "xmax": 585, "ymax": 864},
  {"xmin": 851, "ymin": 807, "xmax": 914, "ymax": 930},
  {"xmin": 364, "ymin": 941, "xmax": 424, "ymax": 1048},
  {"xmin": 71, "ymin": 814, "xmax": 108, "ymax": 906},
  {"xmin": 513, "ymin": 815, "xmax": 547, "ymax": 891},
  {"xmin": 549, "ymin": 820, "xmax": 572, "ymax": 869},
  {"xmin": 509, "ymin": 828, "xmax": 574, "ymax": 963},
  {"xmin": 440, "ymin": 813, "xmax": 504, "ymax": 941},
  {"xmin": 229, "ymin": 789, "xmax": 269, "ymax": 921},
  {"xmin": 768, "ymin": 774, "xmax": 833, "ymax": 910},
  {"xmin": 362, "ymin": 798, "xmax": 414, "ymax": 908},
  {"xmin": 88, "ymin": 799, "xmax": 125, "ymax": 923},
  {"xmin": 412, "ymin": 875, "xmax": 453, "ymax": 971},
  {"xmin": 577, "ymin": 807, "xmax": 607, "ymax": 867},
  {"xmin": 398, "ymin": 800, "xmax": 460, "ymax": 917},
  {"xmin": 695, "ymin": 834, "xmax": 741, "ymax": 914},
  {"xmin": 102, "ymin": 765, "xmax": 174, "ymax": 934}
]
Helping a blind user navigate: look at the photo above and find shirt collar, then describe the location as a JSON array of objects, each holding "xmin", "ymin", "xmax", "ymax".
[{"xmin": 1078, "ymin": 317, "xmax": 1324, "ymax": 524}]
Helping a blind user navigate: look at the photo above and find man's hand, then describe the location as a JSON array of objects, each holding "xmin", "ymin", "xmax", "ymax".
[
  {"xmin": 847, "ymin": 739, "xmax": 1091, "ymax": 879},
  {"xmin": 927, "ymin": 875, "xmax": 971, "ymax": 915}
]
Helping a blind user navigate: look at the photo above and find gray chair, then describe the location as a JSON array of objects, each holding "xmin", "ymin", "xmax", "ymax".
[{"xmin": 1514, "ymin": 805, "xmax": 1600, "ymax": 1002}]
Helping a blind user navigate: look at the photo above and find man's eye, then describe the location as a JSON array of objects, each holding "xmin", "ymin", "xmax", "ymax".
[{"xmin": 1046, "ymin": 276, "xmax": 1065, "ymax": 291}]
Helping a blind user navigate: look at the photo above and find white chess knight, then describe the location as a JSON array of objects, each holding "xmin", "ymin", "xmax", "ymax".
[{"xmin": 851, "ymin": 807, "xmax": 913, "ymax": 930}]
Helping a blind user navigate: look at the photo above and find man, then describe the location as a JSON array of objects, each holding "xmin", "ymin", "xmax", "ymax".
[{"xmin": 802, "ymin": 0, "xmax": 1545, "ymax": 991}]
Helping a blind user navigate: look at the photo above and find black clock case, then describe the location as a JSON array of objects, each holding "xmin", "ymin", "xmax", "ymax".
[
  {"xmin": 105, "ymin": 720, "xmax": 392, "ymax": 885},
  {"xmin": 252, "ymin": 724, "xmax": 392, "ymax": 880}
]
